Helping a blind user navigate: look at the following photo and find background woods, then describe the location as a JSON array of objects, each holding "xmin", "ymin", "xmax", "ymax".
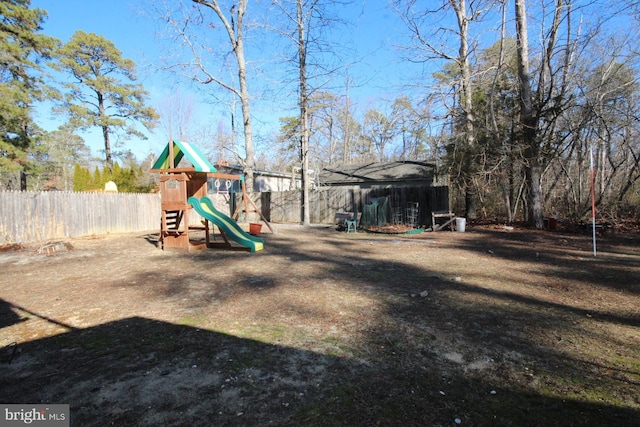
[{"xmin": 0, "ymin": 0, "xmax": 639, "ymax": 225}]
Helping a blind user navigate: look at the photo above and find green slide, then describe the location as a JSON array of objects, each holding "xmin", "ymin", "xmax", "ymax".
[{"xmin": 188, "ymin": 196, "xmax": 264, "ymax": 253}]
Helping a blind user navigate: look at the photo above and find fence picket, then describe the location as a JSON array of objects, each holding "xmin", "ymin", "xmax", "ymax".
[
  {"xmin": 0, "ymin": 191, "xmax": 161, "ymax": 245},
  {"xmin": 267, "ymin": 185, "xmax": 449, "ymax": 225}
]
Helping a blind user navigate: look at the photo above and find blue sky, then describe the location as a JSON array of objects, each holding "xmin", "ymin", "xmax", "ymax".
[
  {"xmin": 28, "ymin": 0, "xmax": 634, "ymax": 165},
  {"xmin": 32, "ymin": 0, "xmax": 185, "ymax": 160},
  {"xmin": 30, "ymin": 0, "xmax": 417, "ymax": 163}
]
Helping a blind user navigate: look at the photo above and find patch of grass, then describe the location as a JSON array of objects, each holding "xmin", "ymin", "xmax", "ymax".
[
  {"xmin": 236, "ymin": 323, "xmax": 291, "ymax": 343},
  {"xmin": 178, "ymin": 315, "xmax": 207, "ymax": 328},
  {"xmin": 536, "ymin": 371, "xmax": 639, "ymax": 409},
  {"xmin": 608, "ymin": 354, "xmax": 640, "ymax": 383},
  {"xmin": 319, "ymin": 335, "xmax": 354, "ymax": 357}
]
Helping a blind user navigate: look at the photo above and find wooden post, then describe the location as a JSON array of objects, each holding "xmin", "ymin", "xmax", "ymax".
[
  {"xmin": 169, "ymin": 140, "xmax": 175, "ymax": 169},
  {"xmin": 242, "ymin": 179, "xmax": 250, "ymax": 221},
  {"xmin": 232, "ymin": 176, "xmax": 275, "ymax": 233}
]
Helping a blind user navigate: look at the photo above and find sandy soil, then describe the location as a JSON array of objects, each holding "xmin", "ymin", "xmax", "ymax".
[{"xmin": 1, "ymin": 224, "xmax": 639, "ymax": 426}]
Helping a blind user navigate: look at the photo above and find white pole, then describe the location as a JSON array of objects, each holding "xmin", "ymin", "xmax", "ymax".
[{"xmin": 590, "ymin": 147, "xmax": 597, "ymax": 257}]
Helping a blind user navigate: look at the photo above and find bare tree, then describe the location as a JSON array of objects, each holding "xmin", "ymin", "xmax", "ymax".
[
  {"xmin": 514, "ymin": 0, "xmax": 579, "ymax": 228},
  {"xmin": 270, "ymin": 0, "xmax": 349, "ymax": 224},
  {"xmin": 549, "ymin": 51, "xmax": 640, "ymax": 219},
  {"xmin": 363, "ymin": 109, "xmax": 395, "ymax": 161},
  {"xmin": 309, "ymin": 91, "xmax": 340, "ymax": 163},
  {"xmin": 296, "ymin": 0, "xmax": 311, "ymax": 225},
  {"xmin": 157, "ymin": 90, "xmax": 195, "ymax": 142},
  {"xmin": 459, "ymin": 1, "xmax": 640, "ymax": 223},
  {"xmin": 514, "ymin": 0, "xmax": 538, "ymax": 225},
  {"xmin": 192, "ymin": 0, "xmax": 256, "ymax": 189},
  {"xmin": 390, "ymin": 96, "xmax": 431, "ymax": 161},
  {"xmin": 156, "ymin": 0, "xmax": 256, "ymax": 189},
  {"xmin": 395, "ymin": 0, "xmax": 496, "ymax": 219}
]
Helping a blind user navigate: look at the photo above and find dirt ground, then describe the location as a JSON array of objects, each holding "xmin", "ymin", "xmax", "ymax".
[{"xmin": 1, "ymin": 223, "xmax": 639, "ymax": 426}]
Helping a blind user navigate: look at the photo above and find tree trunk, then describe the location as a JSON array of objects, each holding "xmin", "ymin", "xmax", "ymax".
[
  {"xmin": 191, "ymin": 0, "xmax": 254, "ymax": 192},
  {"xmin": 451, "ymin": 0, "xmax": 476, "ymax": 219},
  {"xmin": 238, "ymin": 69, "xmax": 254, "ymax": 192},
  {"xmin": 465, "ymin": 189, "xmax": 477, "ymax": 220},
  {"xmin": 515, "ymin": 0, "xmax": 544, "ymax": 228},
  {"xmin": 98, "ymin": 91, "xmax": 112, "ymax": 171},
  {"xmin": 20, "ymin": 170, "xmax": 27, "ymax": 191},
  {"xmin": 298, "ymin": 0, "xmax": 310, "ymax": 225},
  {"xmin": 342, "ymin": 79, "xmax": 351, "ymax": 164},
  {"xmin": 526, "ymin": 161, "xmax": 544, "ymax": 228},
  {"xmin": 102, "ymin": 124, "xmax": 112, "ymax": 170},
  {"xmin": 233, "ymin": 3, "xmax": 254, "ymax": 193}
]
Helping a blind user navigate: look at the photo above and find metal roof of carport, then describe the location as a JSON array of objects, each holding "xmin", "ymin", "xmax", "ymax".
[{"xmin": 319, "ymin": 161, "xmax": 437, "ymax": 185}]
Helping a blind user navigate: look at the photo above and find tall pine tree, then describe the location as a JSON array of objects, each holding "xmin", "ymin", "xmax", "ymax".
[
  {"xmin": 53, "ymin": 30, "xmax": 158, "ymax": 170},
  {"xmin": 0, "ymin": 0, "xmax": 59, "ymax": 189}
]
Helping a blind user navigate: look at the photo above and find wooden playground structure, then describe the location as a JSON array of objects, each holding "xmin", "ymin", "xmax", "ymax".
[{"xmin": 150, "ymin": 140, "xmax": 271, "ymax": 252}]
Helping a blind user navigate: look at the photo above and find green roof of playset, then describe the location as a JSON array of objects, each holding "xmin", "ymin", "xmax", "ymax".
[{"xmin": 151, "ymin": 140, "xmax": 217, "ymax": 173}]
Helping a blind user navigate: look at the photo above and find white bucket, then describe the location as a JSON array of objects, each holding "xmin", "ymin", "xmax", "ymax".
[{"xmin": 455, "ymin": 217, "xmax": 466, "ymax": 232}]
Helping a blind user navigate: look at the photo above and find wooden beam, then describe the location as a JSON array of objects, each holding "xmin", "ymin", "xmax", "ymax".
[
  {"xmin": 150, "ymin": 167, "xmax": 197, "ymax": 174},
  {"xmin": 208, "ymin": 172, "xmax": 241, "ymax": 180},
  {"xmin": 433, "ymin": 216, "xmax": 456, "ymax": 231}
]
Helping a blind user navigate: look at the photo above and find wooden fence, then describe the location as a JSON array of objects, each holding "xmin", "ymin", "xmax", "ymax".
[
  {"xmin": 0, "ymin": 191, "xmax": 161, "ymax": 245},
  {"xmin": 0, "ymin": 185, "xmax": 449, "ymax": 244},
  {"xmin": 266, "ymin": 185, "xmax": 450, "ymax": 226}
]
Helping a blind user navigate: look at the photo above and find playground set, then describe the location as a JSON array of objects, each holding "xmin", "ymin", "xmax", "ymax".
[{"xmin": 150, "ymin": 140, "xmax": 271, "ymax": 253}]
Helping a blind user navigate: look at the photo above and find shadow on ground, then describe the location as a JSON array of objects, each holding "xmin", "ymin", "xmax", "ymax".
[{"xmin": 2, "ymin": 314, "xmax": 639, "ymax": 426}]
